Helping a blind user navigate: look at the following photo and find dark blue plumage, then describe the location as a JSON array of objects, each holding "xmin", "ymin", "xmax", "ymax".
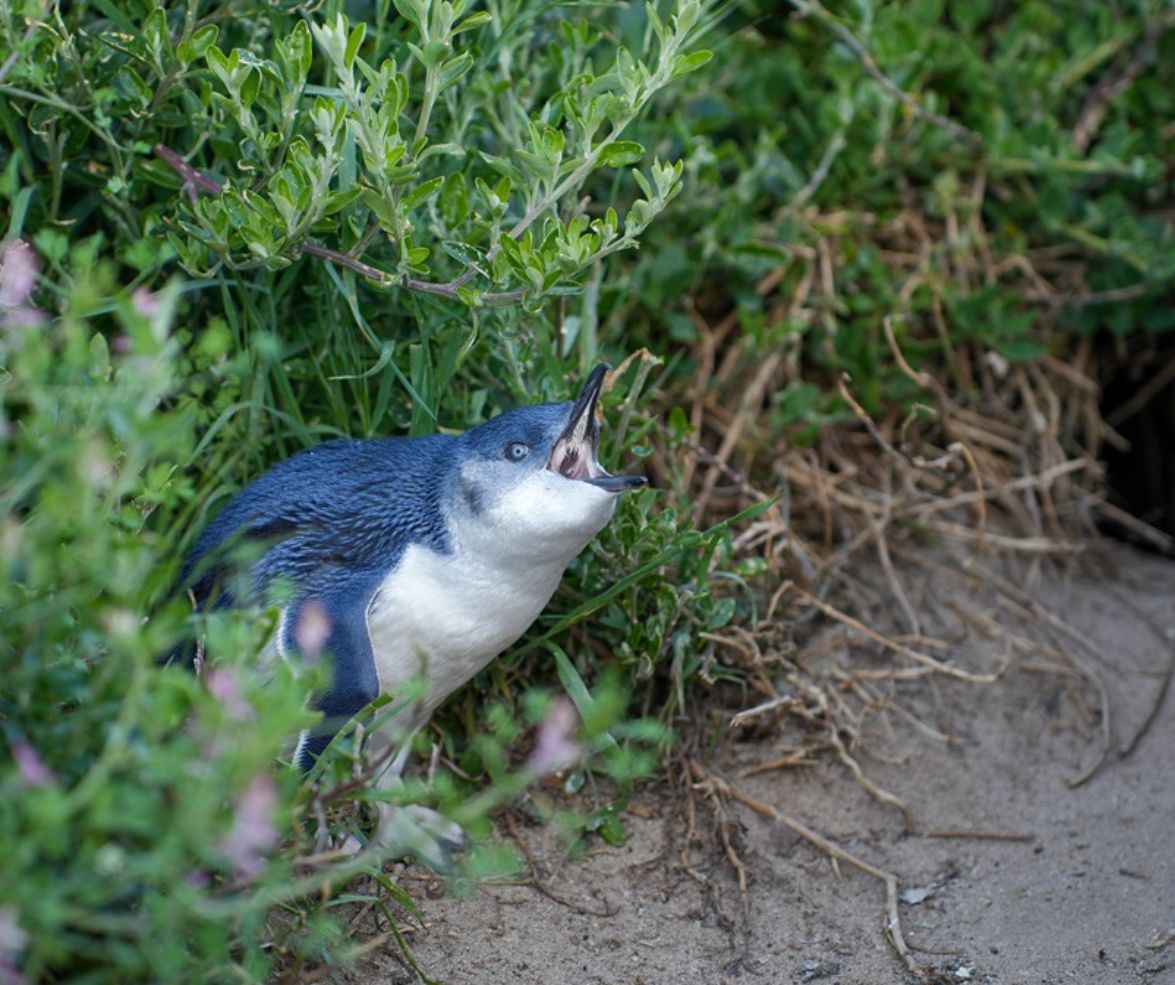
[{"xmin": 183, "ymin": 434, "xmax": 457, "ymax": 609}]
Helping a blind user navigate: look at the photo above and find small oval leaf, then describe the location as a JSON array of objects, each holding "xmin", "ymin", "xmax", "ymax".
[
  {"xmin": 671, "ymin": 49, "xmax": 713, "ymax": 79},
  {"xmin": 599, "ymin": 140, "xmax": 645, "ymax": 168}
]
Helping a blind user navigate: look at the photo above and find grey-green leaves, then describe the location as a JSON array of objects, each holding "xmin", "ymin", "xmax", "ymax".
[{"xmin": 166, "ymin": 0, "xmax": 713, "ymax": 306}]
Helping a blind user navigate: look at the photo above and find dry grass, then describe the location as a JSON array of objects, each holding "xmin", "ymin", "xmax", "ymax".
[{"xmin": 645, "ymin": 207, "xmax": 1175, "ymax": 977}]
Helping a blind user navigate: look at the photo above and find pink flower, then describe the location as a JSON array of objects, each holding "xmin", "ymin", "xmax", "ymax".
[
  {"xmin": 131, "ymin": 287, "xmax": 161, "ymax": 317},
  {"xmin": 11, "ymin": 742, "xmax": 55, "ymax": 788},
  {"xmin": 0, "ymin": 242, "xmax": 37, "ymax": 308},
  {"xmin": 0, "ymin": 906, "xmax": 28, "ymax": 985},
  {"xmin": 0, "ymin": 242, "xmax": 47, "ymax": 330},
  {"xmin": 527, "ymin": 696, "xmax": 583, "ymax": 775},
  {"xmin": 219, "ymin": 774, "xmax": 279, "ymax": 879},
  {"xmin": 205, "ymin": 668, "xmax": 255, "ymax": 722},
  {"xmin": 294, "ymin": 600, "xmax": 332, "ymax": 661}
]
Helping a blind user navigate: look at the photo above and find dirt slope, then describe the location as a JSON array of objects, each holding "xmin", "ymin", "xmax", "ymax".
[{"xmin": 361, "ymin": 543, "xmax": 1175, "ymax": 985}]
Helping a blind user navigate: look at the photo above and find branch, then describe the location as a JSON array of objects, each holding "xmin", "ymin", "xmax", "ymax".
[
  {"xmin": 301, "ymin": 242, "xmax": 527, "ymax": 305},
  {"xmin": 786, "ymin": 0, "xmax": 983, "ymax": 147},
  {"xmin": 154, "ymin": 143, "xmax": 529, "ymax": 306},
  {"xmin": 442, "ymin": 125, "xmax": 629, "ymax": 293},
  {"xmin": 153, "ymin": 144, "xmax": 224, "ymax": 204},
  {"xmin": 299, "ymin": 242, "xmax": 390, "ymax": 283},
  {"xmin": 1071, "ymin": 10, "xmax": 1175, "ymax": 152},
  {"xmin": 438, "ymin": 17, "xmax": 692, "ymax": 294}
]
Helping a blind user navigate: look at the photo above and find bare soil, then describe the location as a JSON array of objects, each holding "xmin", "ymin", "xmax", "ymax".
[{"xmin": 360, "ymin": 543, "xmax": 1175, "ymax": 985}]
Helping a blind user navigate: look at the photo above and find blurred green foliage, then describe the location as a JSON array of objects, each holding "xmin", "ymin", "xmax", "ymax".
[
  {"xmin": 615, "ymin": 0, "xmax": 1174, "ymax": 414},
  {"xmin": 2, "ymin": 0, "xmax": 1173, "ymax": 979}
]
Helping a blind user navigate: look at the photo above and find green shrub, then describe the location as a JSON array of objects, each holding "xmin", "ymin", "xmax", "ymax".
[
  {"xmin": 610, "ymin": 0, "xmax": 1175, "ymax": 420},
  {"xmin": 4, "ymin": 0, "xmax": 1172, "ymax": 979},
  {"xmin": 0, "ymin": 0, "xmax": 733, "ymax": 979}
]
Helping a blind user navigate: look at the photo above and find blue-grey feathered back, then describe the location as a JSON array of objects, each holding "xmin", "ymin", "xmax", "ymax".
[{"xmin": 181, "ymin": 434, "xmax": 459, "ymax": 611}]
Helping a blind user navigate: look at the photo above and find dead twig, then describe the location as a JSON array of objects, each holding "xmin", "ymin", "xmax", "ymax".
[
  {"xmin": 1105, "ymin": 354, "xmax": 1175, "ymax": 427},
  {"xmin": 904, "ymin": 459, "xmax": 1087, "ymax": 519},
  {"xmin": 736, "ymin": 745, "xmax": 825, "ymax": 778},
  {"xmin": 906, "ymin": 551, "xmax": 1113, "ymax": 787},
  {"xmin": 502, "ymin": 814, "xmax": 619, "ymax": 918},
  {"xmin": 701, "ymin": 766, "xmax": 925, "ymax": 980},
  {"xmin": 154, "ymin": 143, "xmax": 224, "ymax": 202},
  {"xmin": 693, "ymin": 351, "xmax": 783, "ymax": 523},
  {"xmin": 729, "ymin": 694, "xmax": 800, "ymax": 728},
  {"xmin": 789, "ymin": 583, "xmax": 1002, "ymax": 684},
  {"xmin": 1100, "ymin": 584, "xmax": 1175, "ymax": 759},
  {"xmin": 688, "ymin": 760, "xmax": 750, "ymax": 920},
  {"xmin": 1092, "ymin": 501, "xmax": 1175, "ymax": 555},
  {"xmin": 921, "ymin": 828, "xmax": 1034, "ymax": 842}
]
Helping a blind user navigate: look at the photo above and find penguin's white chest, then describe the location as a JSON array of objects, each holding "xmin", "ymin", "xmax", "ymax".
[
  {"xmin": 365, "ymin": 543, "xmax": 565, "ymax": 722},
  {"xmin": 364, "ymin": 469, "xmax": 618, "ymax": 730}
]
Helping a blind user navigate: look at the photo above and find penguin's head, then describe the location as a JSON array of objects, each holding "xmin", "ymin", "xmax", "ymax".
[{"xmin": 450, "ymin": 365, "xmax": 646, "ymax": 555}]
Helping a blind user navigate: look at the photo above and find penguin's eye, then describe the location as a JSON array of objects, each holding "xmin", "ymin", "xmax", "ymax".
[{"xmin": 504, "ymin": 441, "xmax": 531, "ymax": 462}]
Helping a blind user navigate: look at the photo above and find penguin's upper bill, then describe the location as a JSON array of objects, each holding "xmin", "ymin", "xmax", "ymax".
[{"xmin": 548, "ymin": 364, "xmax": 647, "ymax": 493}]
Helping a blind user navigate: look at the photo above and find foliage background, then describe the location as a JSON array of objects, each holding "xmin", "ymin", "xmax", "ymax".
[{"xmin": 2, "ymin": 0, "xmax": 1173, "ymax": 980}]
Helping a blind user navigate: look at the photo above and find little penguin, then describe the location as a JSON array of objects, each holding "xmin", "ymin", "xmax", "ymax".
[{"xmin": 176, "ymin": 363, "xmax": 646, "ymax": 858}]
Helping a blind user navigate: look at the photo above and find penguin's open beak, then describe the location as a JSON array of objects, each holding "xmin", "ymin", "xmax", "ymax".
[{"xmin": 548, "ymin": 364, "xmax": 648, "ymax": 493}]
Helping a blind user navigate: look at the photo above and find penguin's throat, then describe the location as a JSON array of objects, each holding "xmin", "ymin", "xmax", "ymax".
[{"xmin": 548, "ymin": 433, "xmax": 603, "ymax": 481}]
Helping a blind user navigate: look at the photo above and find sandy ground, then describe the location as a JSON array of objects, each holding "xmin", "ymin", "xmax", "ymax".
[{"xmin": 358, "ymin": 543, "xmax": 1175, "ymax": 985}]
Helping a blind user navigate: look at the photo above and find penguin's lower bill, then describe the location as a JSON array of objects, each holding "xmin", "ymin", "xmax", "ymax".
[{"xmin": 548, "ymin": 365, "xmax": 648, "ymax": 493}]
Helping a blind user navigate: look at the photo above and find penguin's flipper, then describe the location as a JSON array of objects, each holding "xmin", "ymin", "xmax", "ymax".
[{"xmin": 287, "ymin": 578, "xmax": 382, "ymax": 772}]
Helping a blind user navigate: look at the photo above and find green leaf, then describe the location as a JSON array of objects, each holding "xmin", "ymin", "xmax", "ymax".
[
  {"xmin": 671, "ymin": 49, "xmax": 713, "ymax": 79},
  {"xmin": 706, "ymin": 597, "xmax": 736, "ymax": 630},
  {"xmin": 33, "ymin": 227, "xmax": 68, "ymax": 264},
  {"xmin": 360, "ymin": 188, "xmax": 396, "ymax": 229},
  {"xmin": 453, "ymin": 11, "xmax": 491, "ymax": 33},
  {"xmin": 177, "ymin": 24, "xmax": 218, "ymax": 64},
  {"xmin": 439, "ymin": 52, "xmax": 474, "ymax": 90},
  {"xmin": 416, "ymin": 142, "xmax": 467, "ymax": 163},
  {"xmin": 599, "ymin": 140, "xmax": 645, "ymax": 167},
  {"xmin": 344, "ymin": 22, "xmax": 366, "ymax": 70},
  {"xmin": 205, "ymin": 44, "xmax": 230, "ymax": 83},
  {"xmin": 440, "ymin": 240, "xmax": 485, "ymax": 269},
  {"xmin": 479, "ymin": 152, "xmax": 526, "ymax": 187},
  {"xmin": 992, "ymin": 338, "xmax": 1046, "ymax": 362},
  {"xmin": 392, "ymin": 0, "xmax": 425, "ymax": 29},
  {"xmin": 292, "ymin": 19, "xmax": 312, "ymax": 75},
  {"xmin": 89, "ymin": 332, "xmax": 111, "ymax": 380},
  {"xmin": 420, "ymin": 40, "xmax": 449, "ymax": 67},
  {"xmin": 541, "ymin": 125, "xmax": 565, "ymax": 157},
  {"xmin": 401, "ymin": 176, "xmax": 444, "ymax": 210},
  {"xmin": 438, "ymin": 173, "xmax": 469, "ymax": 223},
  {"xmin": 117, "ymin": 66, "xmax": 152, "ymax": 108},
  {"xmin": 593, "ymin": 813, "xmax": 627, "ymax": 847},
  {"xmin": 239, "ymin": 66, "xmax": 260, "ymax": 107},
  {"xmin": 321, "ymin": 186, "xmax": 363, "ymax": 215},
  {"xmin": 497, "ymin": 235, "xmax": 526, "ymax": 274},
  {"xmin": 143, "ymin": 7, "xmax": 170, "ymax": 58}
]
